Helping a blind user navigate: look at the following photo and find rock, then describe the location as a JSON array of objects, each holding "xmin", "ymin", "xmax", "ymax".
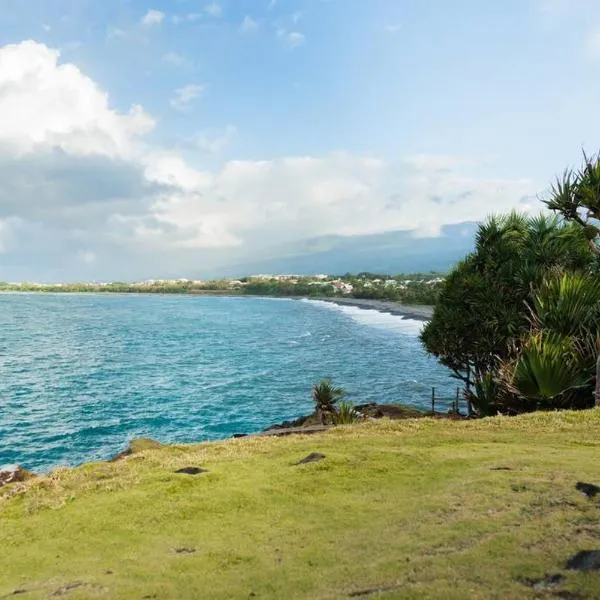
[
  {"xmin": 174, "ymin": 547, "xmax": 196, "ymax": 554},
  {"xmin": 565, "ymin": 550, "xmax": 600, "ymax": 572},
  {"xmin": 109, "ymin": 438, "xmax": 163, "ymax": 462},
  {"xmin": 518, "ymin": 573, "xmax": 564, "ymax": 591},
  {"xmin": 0, "ymin": 465, "xmax": 35, "ymax": 488},
  {"xmin": 233, "ymin": 433, "xmax": 248, "ymax": 438},
  {"xmin": 295, "ymin": 452, "xmax": 326, "ymax": 465},
  {"xmin": 175, "ymin": 467, "xmax": 208, "ymax": 475},
  {"xmin": 575, "ymin": 481, "xmax": 600, "ymax": 498}
]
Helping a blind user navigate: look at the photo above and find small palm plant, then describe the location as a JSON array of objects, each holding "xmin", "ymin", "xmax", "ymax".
[
  {"xmin": 333, "ymin": 400, "xmax": 359, "ymax": 425},
  {"xmin": 312, "ymin": 379, "xmax": 345, "ymax": 424}
]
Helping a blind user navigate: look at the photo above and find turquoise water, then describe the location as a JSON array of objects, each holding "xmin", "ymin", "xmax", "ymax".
[{"xmin": 0, "ymin": 294, "xmax": 454, "ymax": 472}]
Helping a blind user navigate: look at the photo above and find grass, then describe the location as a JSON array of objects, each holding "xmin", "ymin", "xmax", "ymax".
[{"xmin": 2, "ymin": 410, "xmax": 600, "ymax": 599}]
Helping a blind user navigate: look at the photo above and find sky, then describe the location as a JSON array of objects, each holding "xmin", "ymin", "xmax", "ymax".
[{"xmin": 1, "ymin": 0, "xmax": 600, "ymax": 281}]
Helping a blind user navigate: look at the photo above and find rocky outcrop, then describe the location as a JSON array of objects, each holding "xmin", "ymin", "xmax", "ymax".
[
  {"xmin": 0, "ymin": 465, "xmax": 35, "ymax": 488},
  {"xmin": 108, "ymin": 438, "xmax": 163, "ymax": 462}
]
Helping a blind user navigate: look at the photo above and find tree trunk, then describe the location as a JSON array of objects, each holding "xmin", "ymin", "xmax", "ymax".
[{"xmin": 596, "ymin": 352, "xmax": 600, "ymax": 407}]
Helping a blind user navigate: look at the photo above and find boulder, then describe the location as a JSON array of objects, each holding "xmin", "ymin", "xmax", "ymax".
[{"xmin": 0, "ymin": 465, "xmax": 35, "ymax": 488}]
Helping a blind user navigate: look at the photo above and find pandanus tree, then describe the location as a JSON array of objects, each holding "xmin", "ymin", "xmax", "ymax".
[
  {"xmin": 421, "ymin": 212, "xmax": 594, "ymax": 414},
  {"xmin": 497, "ymin": 273, "xmax": 600, "ymax": 412},
  {"xmin": 544, "ymin": 152, "xmax": 600, "ymax": 406}
]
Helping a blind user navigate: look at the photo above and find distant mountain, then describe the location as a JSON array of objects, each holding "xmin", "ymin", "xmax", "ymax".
[{"xmin": 208, "ymin": 222, "xmax": 478, "ymax": 277}]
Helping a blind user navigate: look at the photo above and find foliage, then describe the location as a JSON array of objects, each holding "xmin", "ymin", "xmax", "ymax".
[
  {"xmin": 543, "ymin": 152, "xmax": 600, "ymax": 406},
  {"xmin": 421, "ymin": 212, "xmax": 596, "ymax": 415},
  {"xmin": 332, "ymin": 400, "xmax": 360, "ymax": 424},
  {"xmin": 312, "ymin": 379, "xmax": 345, "ymax": 423},
  {"xmin": 0, "ymin": 273, "xmax": 444, "ymax": 305},
  {"xmin": 497, "ymin": 273, "xmax": 600, "ymax": 412}
]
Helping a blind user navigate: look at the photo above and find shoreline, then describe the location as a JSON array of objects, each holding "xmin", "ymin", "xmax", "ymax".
[
  {"xmin": 311, "ymin": 297, "xmax": 433, "ymax": 321},
  {"xmin": 0, "ymin": 290, "xmax": 434, "ymax": 320}
]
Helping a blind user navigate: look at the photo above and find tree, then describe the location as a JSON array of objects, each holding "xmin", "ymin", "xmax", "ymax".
[
  {"xmin": 544, "ymin": 152, "xmax": 600, "ymax": 406},
  {"xmin": 497, "ymin": 273, "xmax": 600, "ymax": 412},
  {"xmin": 312, "ymin": 380, "xmax": 345, "ymax": 424},
  {"xmin": 421, "ymin": 212, "xmax": 594, "ymax": 414}
]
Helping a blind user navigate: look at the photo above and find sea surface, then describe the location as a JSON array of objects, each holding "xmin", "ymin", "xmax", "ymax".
[{"xmin": 0, "ymin": 294, "xmax": 455, "ymax": 472}]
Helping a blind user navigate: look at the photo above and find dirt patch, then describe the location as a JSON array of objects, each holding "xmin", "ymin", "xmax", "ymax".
[
  {"xmin": 51, "ymin": 582, "xmax": 86, "ymax": 597},
  {"xmin": 175, "ymin": 467, "xmax": 208, "ymax": 475},
  {"xmin": 174, "ymin": 547, "xmax": 196, "ymax": 554},
  {"xmin": 348, "ymin": 584, "xmax": 402, "ymax": 597},
  {"xmin": 295, "ymin": 453, "xmax": 326, "ymax": 465}
]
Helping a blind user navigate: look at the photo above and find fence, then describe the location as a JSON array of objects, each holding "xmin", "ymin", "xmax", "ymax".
[{"xmin": 429, "ymin": 387, "xmax": 472, "ymax": 417}]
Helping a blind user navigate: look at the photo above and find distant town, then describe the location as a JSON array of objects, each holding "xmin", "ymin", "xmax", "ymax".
[{"xmin": 0, "ymin": 272, "xmax": 445, "ymax": 305}]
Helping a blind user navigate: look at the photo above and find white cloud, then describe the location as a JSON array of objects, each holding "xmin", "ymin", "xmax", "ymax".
[
  {"xmin": 193, "ymin": 125, "xmax": 237, "ymax": 153},
  {"xmin": 240, "ymin": 16, "xmax": 259, "ymax": 33},
  {"xmin": 141, "ymin": 9, "xmax": 165, "ymax": 27},
  {"xmin": 0, "ymin": 40, "xmax": 540, "ymax": 280},
  {"xmin": 0, "ymin": 41, "xmax": 154, "ymax": 157},
  {"xmin": 162, "ymin": 52, "xmax": 191, "ymax": 67},
  {"xmin": 145, "ymin": 153, "xmax": 536, "ymax": 251},
  {"xmin": 170, "ymin": 84, "xmax": 205, "ymax": 110},
  {"xmin": 172, "ymin": 13, "xmax": 202, "ymax": 24},
  {"xmin": 277, "ymin": 29, "xmax": 305, "ymax": 48},
  {"xmin": 204, "ymin": 2, "xmax": 222, "ymax": 17},
  {"xmin": 42, "ymin": 24, "xmax": 51, "ymax": 32}
]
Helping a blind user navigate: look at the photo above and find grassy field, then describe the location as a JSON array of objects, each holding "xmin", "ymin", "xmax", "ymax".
[{"xmin": 2, "ymin": 411, "xmax": 600, "ymax": 599}]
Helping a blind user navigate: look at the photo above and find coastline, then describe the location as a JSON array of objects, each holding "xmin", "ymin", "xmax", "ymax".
[
  {"xmin": 312, "ymin": 297, "xmax": 433, "ymax": 321},
  {"xmin": 0, "ymin": 290, "xmax": 434, "ymax": 321}
]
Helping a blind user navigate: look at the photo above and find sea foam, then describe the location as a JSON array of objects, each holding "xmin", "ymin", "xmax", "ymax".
[{"xmin": 301, "ymin": 300, "xmax": 425, "ymax": 336}]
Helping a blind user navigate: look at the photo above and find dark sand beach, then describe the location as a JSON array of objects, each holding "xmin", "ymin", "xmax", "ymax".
[{"xmin": 315, "ymin": 297, "xmax": 433, "ymax": 321}]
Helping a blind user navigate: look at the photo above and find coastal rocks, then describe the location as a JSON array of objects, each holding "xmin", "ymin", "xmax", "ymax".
[
  {"xmin": 0, "ymin": 465, "xmax": 35, "ymax": 488},
  {"xmin": 295, "ymin": 452, "xmax": 326, "ymax": 465},
  {"xmin": 263, "ymin": 403, "xmax": 427, "ymax": 436},
  {"xmin": 263, "ymin": 413, "xmax": 317, "ymax": 433},
  {"xmin": 575, "ymin": 481, "xmax": 600, "ymax": 498},
  {"xmin": 109, "ymin": 438, "xmax": 163, "ymax": 462},
  {"xmin": 175, "ymin": 467, "xmax": 208, "ymax": 475},
  {"xmin": 565, "ymin": 550, "xmax": 600, "ymax": 572}
]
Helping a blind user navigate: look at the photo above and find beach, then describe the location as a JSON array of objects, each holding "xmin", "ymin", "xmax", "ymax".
[{"xmin": 317, "ymin": 297, "xmax": 433, "ymax": 321}]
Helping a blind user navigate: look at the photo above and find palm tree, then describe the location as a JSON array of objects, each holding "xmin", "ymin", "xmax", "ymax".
[{"xmin": 312, "ymin": 379, "xmax": 345, "ymax": 424}]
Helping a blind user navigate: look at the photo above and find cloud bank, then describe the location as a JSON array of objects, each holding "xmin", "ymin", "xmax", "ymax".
[{"xmin": 0, "ymin": 41, "xmax": 538, "ymax": 280}]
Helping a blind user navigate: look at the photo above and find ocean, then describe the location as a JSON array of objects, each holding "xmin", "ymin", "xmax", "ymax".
[{"xmin": 0, "ymin": 294, "xmax": 454, "ymax": 471}]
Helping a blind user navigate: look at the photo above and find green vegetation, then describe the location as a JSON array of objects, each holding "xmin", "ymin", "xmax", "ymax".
[
  {"xmin": 332, "ymin": 400, "xmax": 359, "ymax": 424},
  {"xmin": 312, "ymin": 379, "xmax": 346, "ymax": 424},
  {"xmin": 2, "ymin": 411, "xmax": 600, "ymax": 599},
  {"xmin": 422, "ymin": 154, "xmax": 600, "ymax": 415},
  {"xmin": 0, "ymin": 272, "xmax": 443, "ymax": 305}
]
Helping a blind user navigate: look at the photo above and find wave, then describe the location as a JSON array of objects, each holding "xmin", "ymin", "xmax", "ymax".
[{"xmin": 301, "ymin": 299, "xmax": 425, "ymax": 336}]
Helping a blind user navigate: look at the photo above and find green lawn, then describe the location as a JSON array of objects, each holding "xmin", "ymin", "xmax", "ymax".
[{"xmin": 2, "ymin": 410, "xmax": 600, "ymax": 599}]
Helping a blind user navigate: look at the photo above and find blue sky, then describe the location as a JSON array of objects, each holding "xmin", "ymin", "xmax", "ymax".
[{"xmin": 0, "ymin": 0, "xmax": 599, "ymax": 280}]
